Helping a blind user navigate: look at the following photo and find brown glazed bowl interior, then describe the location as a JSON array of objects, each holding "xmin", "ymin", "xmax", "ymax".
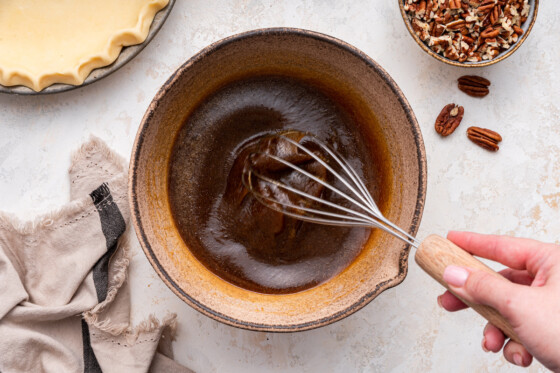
[
  {"xmin": 130, "ymin": 28, "xmax": 427, "ymax": 332},
  {"xmin": 398, "ymin": 0, "xmax": 539, "ymax": 68}
]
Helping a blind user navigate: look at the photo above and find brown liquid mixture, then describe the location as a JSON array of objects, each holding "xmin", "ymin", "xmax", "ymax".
[{"xmin": 168, "ymin": 76, "xmax": 387, "ymax": 294}]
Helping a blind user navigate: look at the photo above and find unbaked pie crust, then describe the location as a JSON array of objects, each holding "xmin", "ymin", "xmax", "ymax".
[{"xmin": 0, "ymin": 0, "xmax": 169, "ymax": 91}]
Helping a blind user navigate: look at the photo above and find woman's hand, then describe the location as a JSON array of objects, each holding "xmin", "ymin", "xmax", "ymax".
[{"xmin": 438, "ymin": 231, "xmax": 560, "ymax": 371}]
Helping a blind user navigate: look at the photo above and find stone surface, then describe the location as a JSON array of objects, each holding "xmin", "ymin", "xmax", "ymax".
[{"xmin": 0, "ymin": 1, "xmax": 557, "ymax": 372}]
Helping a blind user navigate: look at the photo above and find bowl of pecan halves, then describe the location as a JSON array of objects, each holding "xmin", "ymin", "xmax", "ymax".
[{"xmin": 399, "ymin": 0, "xmax": 539, "ymax": 67}]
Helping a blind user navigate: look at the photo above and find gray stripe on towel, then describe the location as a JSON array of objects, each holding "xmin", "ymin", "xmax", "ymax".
[
  {"xmin": 90, "ymin": 183, "xmax": 126, "ymax": 302},
  {"xmin": 80, "ymin": 183, "xmax": 126, "ymax": 373},
  {"xmin": 81, "ymin": 319, "xmax": 102, "ymax": 373}
]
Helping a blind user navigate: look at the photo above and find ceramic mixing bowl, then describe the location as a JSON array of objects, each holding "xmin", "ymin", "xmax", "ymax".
[{"xmin": 129, "ymin": 28, "xmax": 427, "ymax": 331}]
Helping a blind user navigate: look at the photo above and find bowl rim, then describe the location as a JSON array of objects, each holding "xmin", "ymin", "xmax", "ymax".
[
  {"xmin": 398, "ymin": 0, "xmax": 539, "ymax": 67},
  {"xmin": 129, "ymin": 27, "xmax": 428, "ymax": 332}
]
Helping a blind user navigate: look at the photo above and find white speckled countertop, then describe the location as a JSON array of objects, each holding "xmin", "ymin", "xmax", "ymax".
[{"xmin": 0, "ymin": 1, "xmax": 558, "ymax": 372}]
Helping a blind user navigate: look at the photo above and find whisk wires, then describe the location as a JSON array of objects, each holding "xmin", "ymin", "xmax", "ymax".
[{"xmin": 242, "ymin": 133, "xmax": 420, "ymax": 248}]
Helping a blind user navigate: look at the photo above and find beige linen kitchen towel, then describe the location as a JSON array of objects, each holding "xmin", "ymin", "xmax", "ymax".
[{"xmin": 0, "ymin": 137, "xmax": 192, "ymax": 373}]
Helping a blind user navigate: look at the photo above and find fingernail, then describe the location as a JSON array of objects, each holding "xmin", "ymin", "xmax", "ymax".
[
  {"xmin": 443, "ymin": 265, "xmax": 469, "ymax": 287},
  {"xmin": 437, "ymin": 295, "xmax": 443, "ymax": 308},
  {"xmin": 481, "ymin": 338, "xmax": 489, "ymax": 353},
  {"xmin": 513, "ymin": 353, "xmax": 523, "ymax": 366}
]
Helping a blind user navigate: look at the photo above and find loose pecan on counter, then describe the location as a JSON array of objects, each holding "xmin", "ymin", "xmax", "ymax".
[
  {"xmin": 467, "ymin": 126, "xmax": 502, "ymax": 151},
  {"xmin": 458, "ymin": 75, "xmax": 491, "ymax": 97},
  {"xmin": 435, "ymin": 104, "xmax": 464, "ymax": 136}
]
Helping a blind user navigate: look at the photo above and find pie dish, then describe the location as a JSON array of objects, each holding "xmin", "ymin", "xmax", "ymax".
[{"xmin": 0, "ymin": 0, "xmax": 170, "ymax": 92}]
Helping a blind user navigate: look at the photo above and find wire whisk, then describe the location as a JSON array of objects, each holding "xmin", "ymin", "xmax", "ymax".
[{"xmin": 242, "ymin": 133, "xmax": 421, "ymax": 248}]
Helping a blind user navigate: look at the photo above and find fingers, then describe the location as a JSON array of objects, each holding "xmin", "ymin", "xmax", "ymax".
[
  {"xmin": 447, "ymin": 231, "xmax": 548, "ymax": 272},
  {"xmin": 438, "ymin": 291, "xmax": 467, "ymax": 312},
  {"xmin": 499, "ymin": 268, "xmax": 534, "ymax": 286},
  {"xmin": 481, "ymin": 324, "xmax": 533, "ymax": 368},
  {"xmin": 443, "ymin": 265, "xmax": 526, "ymax": 318},
  {"xmin": 482, "ymin": 323, "xmax": 505, "ymax": 353},
  {"xmin": 504, "ymin": 340, "xmax": 533, "ymax": 367},
  {"xmin": 438, "ymin": 269, "xmax": 533, "ymax": 313}
]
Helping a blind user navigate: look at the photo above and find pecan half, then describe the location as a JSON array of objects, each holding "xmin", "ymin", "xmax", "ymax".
[
  {"xmin": 458, "ymin": 75, "xmax": 491, "ymax": 97},
  {"xmin": 467, "ymin": 126, "xmax": 502, "ymax": 151},
  {"xmin": 435, "ymin": 104, "xmax": 464, "ymax": 136}
]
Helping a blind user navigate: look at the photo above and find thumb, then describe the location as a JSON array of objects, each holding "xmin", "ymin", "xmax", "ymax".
[{"xmin": 443, "ymin": 265, "xmax": 523, "ymax": 319}]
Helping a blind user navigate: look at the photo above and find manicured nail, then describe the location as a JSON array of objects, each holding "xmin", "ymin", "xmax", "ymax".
[
  {"xmin": 513, "ymin": 353, "xmax": 523, "ymax": 366},
  {"xmin": 443, "ymin": 265, "xmax": 469, "ymax": 287},
  {"xmin": 481, "ymin": 338, "xmax": 489, "ymax": 353},
  {"xmin": 437, "ymin": 295, "xmax": 443, "ymax": 308}
]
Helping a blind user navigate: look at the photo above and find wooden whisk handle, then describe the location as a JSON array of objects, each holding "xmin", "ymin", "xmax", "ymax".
[{"xmin": 415, "ymin": 234, "xmax": 521, "ymax": 343}]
